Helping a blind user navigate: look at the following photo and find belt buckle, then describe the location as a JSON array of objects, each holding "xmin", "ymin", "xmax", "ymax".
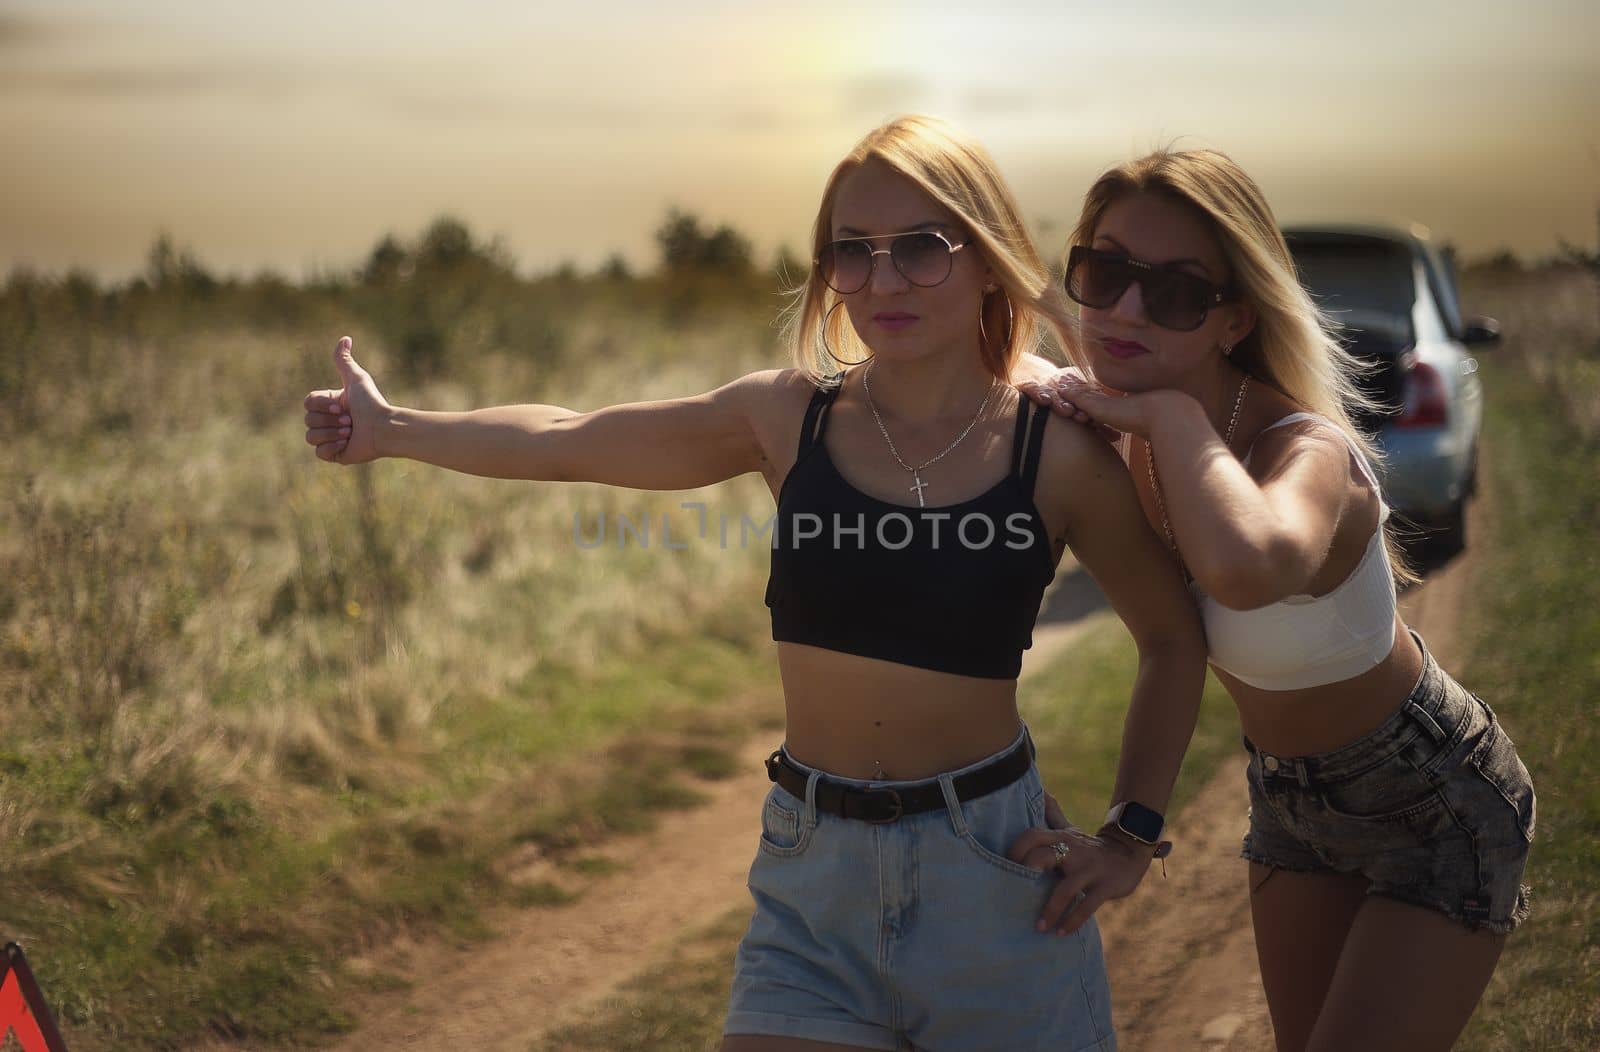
[{"xmin": 862, "ymin": 787, "xmax": 903, "ymax": 824}]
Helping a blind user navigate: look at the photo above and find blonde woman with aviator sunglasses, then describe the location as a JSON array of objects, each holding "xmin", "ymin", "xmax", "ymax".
[{"xmin": 306, "ymin": 116, "xmax": 1208, "ymax": 1050}]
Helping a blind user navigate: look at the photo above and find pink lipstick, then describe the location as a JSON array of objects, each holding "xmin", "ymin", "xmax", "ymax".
[
  {"xmin": 1101, "ymin": 337, "xmax": 1149, "ymax": 360},
  {"xmin": 873, "ymin": 312, "xmax": 919, "ymax": 332}
]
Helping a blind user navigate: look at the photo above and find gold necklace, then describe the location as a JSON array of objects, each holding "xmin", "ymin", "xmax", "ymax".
[{"xmin": 1147, "ymin": 374, "xmax": 1250, "ymax": 558}]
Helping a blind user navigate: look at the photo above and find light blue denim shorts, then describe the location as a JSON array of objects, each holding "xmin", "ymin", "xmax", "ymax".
[{"xmin": 724, "ymin": 724, "xmax": 1117, "ymax": 1051}]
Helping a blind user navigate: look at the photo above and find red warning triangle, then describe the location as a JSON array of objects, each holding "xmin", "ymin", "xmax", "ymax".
[{"xmin": 0, "ymin": 943, "xmax": 69, "ymax": 1052}]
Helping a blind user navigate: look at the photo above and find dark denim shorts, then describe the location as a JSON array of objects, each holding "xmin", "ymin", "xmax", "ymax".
[{"xmin": 1241, "ymin": 631, "xmax": 1535, "ymax": 934}]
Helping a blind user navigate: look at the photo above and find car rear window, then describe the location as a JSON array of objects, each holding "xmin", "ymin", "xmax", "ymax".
[{"xmin": 1286, "ymin": 237, "xmax": 1416, "ymax": 346}]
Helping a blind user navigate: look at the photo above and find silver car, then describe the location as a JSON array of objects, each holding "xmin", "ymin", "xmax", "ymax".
[{"xmin": 1283, "ymin": 224, "xmax": 1501, "ymax": 554}]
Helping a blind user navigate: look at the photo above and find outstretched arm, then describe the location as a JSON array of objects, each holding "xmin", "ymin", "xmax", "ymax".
[{"xmin": 303, "ymin": 336, "xmax": 770, "ymax": 490}]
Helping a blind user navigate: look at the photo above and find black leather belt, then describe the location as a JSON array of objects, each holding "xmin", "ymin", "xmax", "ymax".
[{"xmin": 764, "ymin": 732, "xmax": 1035, "ymax": 824}]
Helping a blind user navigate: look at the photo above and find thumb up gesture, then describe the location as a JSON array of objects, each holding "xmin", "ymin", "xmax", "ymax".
[{"xmin": 303, "ymin": 336, "xmax": 389, "ymax": 465}]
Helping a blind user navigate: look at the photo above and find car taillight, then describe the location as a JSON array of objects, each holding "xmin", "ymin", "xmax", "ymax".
[{"xmin": 1394, "ymin": 358, "xmax": 1448, "ymax": 428}]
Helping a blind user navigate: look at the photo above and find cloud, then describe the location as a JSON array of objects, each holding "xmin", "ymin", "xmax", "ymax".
[
  {"xmin": 0, "ymin": 10, "xmax": 142, "ymax": 52},
  {"xmin": 0, "ymin": 14, "xmax": 34, "ymax": 47},
  {"xmin": 0, "ymin": 57, "xmax": 324, "ymax": 105},
  {"xmin": 0, "ymin": 12, "xmax": 78, "ymax": 50},
  {"xmin": 379, "ymin": 90, "xmax": 655, "ymax": 129},
  {"xmin": 839, "ymin": 72, "xmax": 931, "ymax": 117},
  {"xmin": 962, "ymin": 87, "xmax": 1048, "ymax": 117},
  {"xmin": 721, "ymin": 103, "xmax": 802, "ymax": 133},
  {"xmin": 376, "ymin": 87, "xmax": 814, "ymax": 135}
]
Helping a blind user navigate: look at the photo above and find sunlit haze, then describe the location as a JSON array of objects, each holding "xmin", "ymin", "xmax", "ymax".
[{"xmin": 4, "ymin": 0, "xmax": 1597, "ymax": 282}]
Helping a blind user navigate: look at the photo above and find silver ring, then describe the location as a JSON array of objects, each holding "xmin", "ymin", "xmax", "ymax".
[{"xmin": 1051, "ymin": 840, "xmax": 1071, "ymax": 863}]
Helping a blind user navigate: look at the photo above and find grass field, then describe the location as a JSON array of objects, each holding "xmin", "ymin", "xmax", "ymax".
[
  {"xmin": 1454, "ymin": 260, "xmax": 1600, "ymax": 1046},
  {"xmin": 0, "ymin": 233, "xmax": 795, "ymax": 1048},
  {"xmin": 1, "ymin": 243, "xmax": 1595, "ymax": 1048},
  {"xmin": 1452, "ymin": 359, "xmax": 1600, "ymax": 1050}
]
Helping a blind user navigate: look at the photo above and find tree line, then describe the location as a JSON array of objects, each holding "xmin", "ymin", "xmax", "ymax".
[{"xmin": 9, "ymin": 210, "xmax": 805, "ymax": 298}]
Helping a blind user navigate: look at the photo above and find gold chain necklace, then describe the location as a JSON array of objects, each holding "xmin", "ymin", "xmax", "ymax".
[{"xmin": 1147, "ymin": 374, "xmax": 1250, "ymax": 558}]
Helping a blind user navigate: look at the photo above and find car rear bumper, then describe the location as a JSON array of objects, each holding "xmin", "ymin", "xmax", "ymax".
[{"xmin": 1375, "ymin": 425, "xmax": 1473, "ymax": 522}]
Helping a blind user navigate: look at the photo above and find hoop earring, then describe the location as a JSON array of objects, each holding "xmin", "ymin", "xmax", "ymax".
[
  {"xmin": 822, "ymin": 301, "xmax": 872, "ymax": 365},
  {"xmin": 978, "ymin": 289, "xmax": 1016, "ymax": 355}
]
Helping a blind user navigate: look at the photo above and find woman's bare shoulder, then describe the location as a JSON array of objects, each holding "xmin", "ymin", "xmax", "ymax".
[
  {"xmin": 735, "ymin": 367, "xmax": 833, "ymax": 409},
  {"xmin": 1035, "ymin": 407, "xmax": 1131, "ymax": 486},
  {"xmin": 1023, "ymin": 404, "xmax": 1139, "ymax": 541},
  {"xmin": 733, "ymin": 368, "xmax": 838, "ymax": 467},
  {"xmin": 1240, "ymin": 408, "xmax": 1352, "ymax": 481}
]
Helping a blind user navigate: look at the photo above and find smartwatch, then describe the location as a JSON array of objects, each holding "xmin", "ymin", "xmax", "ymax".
[{"xmin": 1104, "ymin": 801, "xmax": 1165, "ymax": 845}]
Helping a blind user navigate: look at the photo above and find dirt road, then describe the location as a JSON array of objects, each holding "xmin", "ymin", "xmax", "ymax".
[{"xmin": 218, "ymin": 530, "xmax": 1476, "ymax": 1051}]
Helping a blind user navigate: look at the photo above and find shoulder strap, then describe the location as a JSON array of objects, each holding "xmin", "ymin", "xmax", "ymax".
[
  {"xmin": 796, "ymin": 376, "xmax": 843, "ymax": 458},
  {"xmin": 1240, "ymin": 412, "xmax": 1324, "ymax": 467},
  {"xmin": 1242, "ymin": 411, "xmax": 1390, "ymax": 519},
  {"xmin": 1015, "ymin": 400, "xmax": 1051, "ymax": 496},
  {"xmin": 1009, "ymin": 395, "xmax": 1032, "ymax": 477}
]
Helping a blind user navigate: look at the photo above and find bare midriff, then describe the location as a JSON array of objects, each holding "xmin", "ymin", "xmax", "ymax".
[
  {"xmin": 1225, "ymin": 614, "xmax": 1427, "ymax": 757},
  {"xmin": 775, "ymin": 642, "xmax": 1024, "ymax": 781}
]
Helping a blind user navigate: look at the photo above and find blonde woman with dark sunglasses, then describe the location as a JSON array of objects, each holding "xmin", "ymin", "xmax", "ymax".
[
  {"xmin": 1018, "ymin": 150, "xmax": 1534, "ymax": 1052},
  {"xmin": 306, "ymin": 117, "xmax": 1207, "ymax": 1050}
]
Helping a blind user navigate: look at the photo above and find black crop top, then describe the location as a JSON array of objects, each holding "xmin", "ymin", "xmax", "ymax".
[{"xmin": 766, "ymin": 375, "xmax": 1058, "ymax": 680}]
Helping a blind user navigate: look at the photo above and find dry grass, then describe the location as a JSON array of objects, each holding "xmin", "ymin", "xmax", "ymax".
[
  {"xmin": 1460, "ymin": 262, "xmax": 1600, "ymax": 440},
  {"xmin": 1449, "ymin": 263, "xmax": 1600, "ymax": 1049},
  {"xmin": 0, "ymin": 254, "xmax": 788, "ymax": 1048},
  {"xmin": 1452, "ymin": 358, "xmax": 1600, "ymax": 1049}
]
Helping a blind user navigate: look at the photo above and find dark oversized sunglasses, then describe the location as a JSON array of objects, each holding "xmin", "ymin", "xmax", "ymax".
[
  {"xmin": 815, "ymin": 230, "xmax": 966, "ymax": 295},
  {"xmin": 1064, "ymin": 245, "xmax": 1237, "ymax": 332}
]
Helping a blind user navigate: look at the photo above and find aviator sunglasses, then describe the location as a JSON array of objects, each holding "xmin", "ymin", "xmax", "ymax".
[
  {"xmin": 815, "ymin": 230, "xmax": 967, "ymax": 295},
  {"xmin": 1064, "ymin": 245, "xmax": 1237, "ymax": 332}
]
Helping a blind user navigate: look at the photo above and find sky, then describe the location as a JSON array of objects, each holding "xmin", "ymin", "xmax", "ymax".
[{"xmin": 3, "ymin": 0, "xmax": 1598, "ymax": 283}]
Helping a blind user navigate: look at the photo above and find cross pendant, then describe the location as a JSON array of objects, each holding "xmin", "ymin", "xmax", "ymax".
[{"xmin": 909, "ymin": 474, "xmax": 928, "ymax": 507}]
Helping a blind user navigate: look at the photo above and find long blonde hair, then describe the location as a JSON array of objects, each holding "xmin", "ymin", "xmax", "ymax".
[
  {"xmin": 1069, "ymin": 148, "xmax": 1416, "ymax": 584},
  {"xmin": 783, "ymin": 115, "xmax": 1070, "ymax": 384}
]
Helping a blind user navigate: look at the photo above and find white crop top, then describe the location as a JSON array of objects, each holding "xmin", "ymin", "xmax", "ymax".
[{"xmin": 1134, "ymin": 412, "xmax": 1399, "ymax": 691}]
